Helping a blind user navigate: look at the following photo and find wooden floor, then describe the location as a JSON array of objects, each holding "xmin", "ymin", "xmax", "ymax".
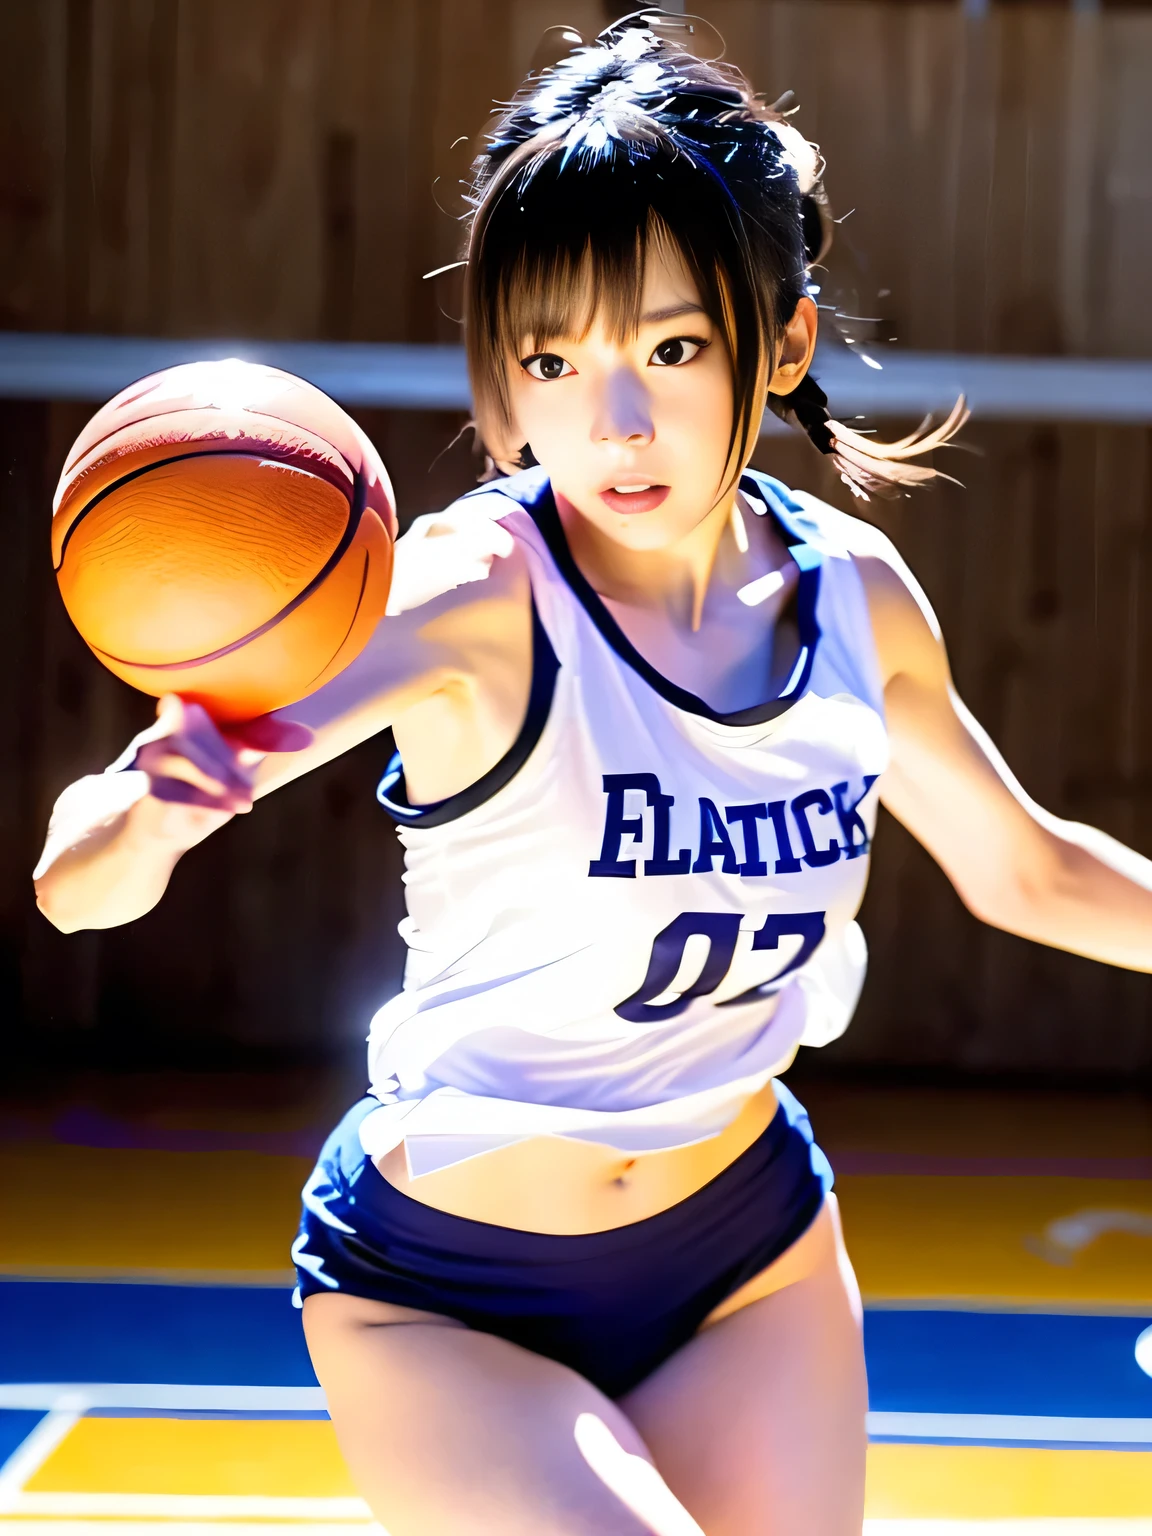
[{"xmin": 1, "ymin": 1070, "xmax": 1149, "ymax": 1534}]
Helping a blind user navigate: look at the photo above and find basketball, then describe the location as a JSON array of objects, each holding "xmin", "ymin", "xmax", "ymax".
[{"xmin": 51, "ymin": 359, "xmax": 396, "ymax": 722}]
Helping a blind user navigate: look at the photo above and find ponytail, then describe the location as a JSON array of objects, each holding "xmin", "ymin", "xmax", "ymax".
[
  {"xmin": 770, "ymin": 370, "xmax": 969, "ymax": 502},
  {"xmin": 772, "ymin": 181, "xmax": 968, "ymax": 501}
]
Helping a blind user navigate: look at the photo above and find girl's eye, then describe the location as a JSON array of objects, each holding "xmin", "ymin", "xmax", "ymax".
[
  {"xmin": 650, "ymin": 336, "xmax": 705, "ymax": 367},
  {"xmin": 522, "ymin": 353, "xmax": 574, "ymax": 381}
]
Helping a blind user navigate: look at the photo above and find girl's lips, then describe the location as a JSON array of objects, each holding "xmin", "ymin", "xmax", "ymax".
[{"xmin": 598, "ymin": 484, "xmax": 670, "ymax": 515}]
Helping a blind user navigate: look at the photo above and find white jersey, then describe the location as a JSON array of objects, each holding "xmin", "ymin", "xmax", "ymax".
[{"xmin": 360, "ymin": 467, "xmax": 889, "ymax": 1176}]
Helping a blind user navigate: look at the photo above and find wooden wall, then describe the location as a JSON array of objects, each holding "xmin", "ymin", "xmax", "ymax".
[
  {"xmin": 2, "ymin": 1, "xmax": 1152, "ymax": 1077},
  {"xmin": 5, "ymin": 0, "xmax": 1152, "ymax": 357},
  {"xmin": 810, "ymin": 422, "xmax": 1152, "ymax": 1081}
]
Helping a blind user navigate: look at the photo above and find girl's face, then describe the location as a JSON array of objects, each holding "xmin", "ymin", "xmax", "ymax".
[{"xmin": 505, "ymin": 241, "xmax": 745, "ymax": 552}]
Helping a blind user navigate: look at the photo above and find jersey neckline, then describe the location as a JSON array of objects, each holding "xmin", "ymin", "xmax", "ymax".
[{"xmin": 520, "ymin": 469, "xmax": 823, "ymax": 728}]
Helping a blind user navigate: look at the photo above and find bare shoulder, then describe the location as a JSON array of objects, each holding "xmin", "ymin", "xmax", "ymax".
[
  {"xmin": 787, "ymin": 489, "xmax": 947, "ymax": 687},
  {"xmin": 390, "ymin": 511, "xmax": 532, "ymax": 645},
  {"xmin": 340, "ymin": 509, "xmax": 532, "ymax": 705},
  {"xmin": 271, "ymin": 501, "xmax": 533, "ymax": 747}
]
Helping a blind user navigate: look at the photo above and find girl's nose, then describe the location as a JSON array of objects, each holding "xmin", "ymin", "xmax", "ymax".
[{"xmin": 591, "ymin": 367, "xmax": 654, "ymax": 447}]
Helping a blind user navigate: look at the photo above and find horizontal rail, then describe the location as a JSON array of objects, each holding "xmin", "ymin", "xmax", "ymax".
[
  {"xmin": 0, "ymin": 335, "xmax": 469, "ymax": 412},
  {"xmin": 2, "ymin": 332, "xmax": 1152, "ymax": 424}
]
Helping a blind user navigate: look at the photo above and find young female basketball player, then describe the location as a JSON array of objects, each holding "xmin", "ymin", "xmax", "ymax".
[{"xmin": 34, "ymin": 17, "xmax": 1152, "ymax": 1535}]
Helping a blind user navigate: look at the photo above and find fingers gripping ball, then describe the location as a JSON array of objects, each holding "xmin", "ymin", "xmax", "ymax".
[{"xmin": 52, "ymin": 359, "xmax": 396, "ymax": 722}]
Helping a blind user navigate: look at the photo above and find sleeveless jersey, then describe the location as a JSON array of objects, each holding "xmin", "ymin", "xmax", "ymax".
[{"xmin": 360, "ymin": 467, "xmax": 888, "ymax": 1177}]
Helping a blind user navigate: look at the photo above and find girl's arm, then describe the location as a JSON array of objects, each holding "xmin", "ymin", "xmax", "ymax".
[
  {"xmin": 857, "ymin": 547, "xmax": 1152, "ymax": 971},
  {"xmin": 32, "ymin": 698, "xmax": 296, "ymax": 934},
  {"xmin": 34, "ymin": 510, "xmax": 526, "ymax": 933}
]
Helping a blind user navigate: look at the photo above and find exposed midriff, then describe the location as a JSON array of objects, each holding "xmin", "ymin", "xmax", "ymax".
[{"xmin": 374, "ymin": 1078, "xmax": 780, "ymax": 1235}]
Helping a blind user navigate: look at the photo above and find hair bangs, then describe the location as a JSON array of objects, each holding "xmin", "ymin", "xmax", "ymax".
[{"xmin": 506, "ymin": 222, "xmax": 647, "ymax": 360}]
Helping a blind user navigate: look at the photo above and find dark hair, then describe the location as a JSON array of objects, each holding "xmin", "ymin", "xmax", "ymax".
[{"xmin": 462, "ymin": 12, "xmax": 965, "ymax": 499}]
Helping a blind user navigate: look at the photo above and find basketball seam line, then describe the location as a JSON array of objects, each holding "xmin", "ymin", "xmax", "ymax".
[
  {"xmin": 54, "ymin": 446, "xmax": 355, "ymax": 572},
  {"xmin": 304, "ymin": 548, "xmax": 371, "ymax": 690}
]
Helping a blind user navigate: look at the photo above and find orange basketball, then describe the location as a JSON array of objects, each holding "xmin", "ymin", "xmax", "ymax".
[{"xmin": 52, "ymin": 359, "xmax": 396, "ymax": 722}]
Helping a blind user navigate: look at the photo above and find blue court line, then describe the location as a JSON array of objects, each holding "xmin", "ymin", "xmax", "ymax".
[
  {"xmin": 0, "ymin": 1410, "xmax": 44, "ymax": 1471},
  {"xmin": 864, "ymin": 1308, "xmax": 1152, "ymax": 1418},
  {"xmin": 0, "ymin": 1280, "xmax": 317, "ymax": 1388},
  {"xmin": 2, "ymin": 1280, "xmax": 1150, "ymax": 1418}
]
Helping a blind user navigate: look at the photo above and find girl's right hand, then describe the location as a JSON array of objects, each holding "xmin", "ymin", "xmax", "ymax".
[
  {"xmin": 34, "ymin": 694, "xmax": 313, "ymax": 928},
  {"xmin": 124, "ymin": 693, "xmax": 313, "ymax": 851}
]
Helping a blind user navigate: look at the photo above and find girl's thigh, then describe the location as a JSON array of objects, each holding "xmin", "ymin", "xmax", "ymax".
[
  {"xmin": 619, "ymin": 1198, "xmax": 868, "ymax": 1536},
  {"xmin": 302, "ymin": 1293, "xmax": 680, "ymax": 1536}
]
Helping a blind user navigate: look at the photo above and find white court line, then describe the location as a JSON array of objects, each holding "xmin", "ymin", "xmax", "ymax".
[
  {"xmin": 0, "ymin": 1385, "xmax": 327, "ymax": 1412},
  {"xmin": 2, "ymin": 1387, "xmax": 1149, "ymax": 1445},
  {"xmin": 867, "ymin": 1412, "xmax": 1152, "ymax": 1446},
  {"xmin": 6, "ymin": 1494, "xmax": 372, "ymax": 1520},
  {"xmin": 0, "ymin": 1399, "xmax": 89, "ymax": 1515}
]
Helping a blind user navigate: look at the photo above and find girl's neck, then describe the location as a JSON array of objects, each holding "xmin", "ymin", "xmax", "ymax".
[{"xmin": 556, "ymin": 491, "xmax": 736, "ymax": 633}]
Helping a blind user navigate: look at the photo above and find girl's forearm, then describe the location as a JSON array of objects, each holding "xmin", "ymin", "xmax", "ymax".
[{"xmin": 34, "ymin": 774, "xmax": 185, "ymax": 933}]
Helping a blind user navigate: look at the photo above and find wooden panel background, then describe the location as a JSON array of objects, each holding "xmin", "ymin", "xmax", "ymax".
[
  {"xmin": 1, "ymin": 0, "xmax": 1151, "ymax": 1077},
  {"xmin": 5, "ymin": 0, "xmax": 1152, "ymax": 356}
]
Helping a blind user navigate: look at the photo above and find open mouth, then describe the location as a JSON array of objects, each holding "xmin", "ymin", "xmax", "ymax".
[{"xmin": 598, "ymin": 484, "xmax": 671, "ymax": 515}]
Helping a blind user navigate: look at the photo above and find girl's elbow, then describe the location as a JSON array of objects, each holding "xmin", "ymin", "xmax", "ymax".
[
  {"xmin": 958, "ymin": 879, "xmax": 1020, "ymax": 931},
  {"xmin": 34, "ymin": 880, "xmax": 86, "ymax": 934},
  {"xmin": 955, "ymin": 839, "xmax": 1065, "ymax": 935},
  {"xmin": 34, "ymin": 864, "xmax": 127, "ymax": 933}
]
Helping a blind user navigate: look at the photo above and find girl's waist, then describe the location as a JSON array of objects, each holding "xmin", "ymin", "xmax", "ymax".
[{"xmin": 365, "ymin": 1076, "xmax": 787, "ymax": 1234}]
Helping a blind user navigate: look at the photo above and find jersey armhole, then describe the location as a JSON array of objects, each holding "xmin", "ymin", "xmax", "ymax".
[
  {"xmin": 376, "ymin": 596, "xmax": 559, "ymax": 828},
  {"xmin": 783, "ymin": 487, "xmax": 891, "ymax": 721}
]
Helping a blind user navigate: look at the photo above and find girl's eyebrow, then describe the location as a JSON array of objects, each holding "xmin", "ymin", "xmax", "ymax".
[{"xmin": 640, "ymin": 302, "xmax": 708, "ymax": 325}]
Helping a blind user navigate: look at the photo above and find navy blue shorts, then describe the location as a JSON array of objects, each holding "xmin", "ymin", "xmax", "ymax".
[{"xmin": 293, "ymin": 1082, "xmax": 832, "ymax": 1398}]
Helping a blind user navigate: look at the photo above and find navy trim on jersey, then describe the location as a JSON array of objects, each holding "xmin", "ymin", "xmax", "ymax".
[
  {"xmin": 519, "ymin": 469, "xmax": 822, "ymax": 728},
  {"xmin": 376, "ymin": 599, "xmax": 559, "ymax": 827}
]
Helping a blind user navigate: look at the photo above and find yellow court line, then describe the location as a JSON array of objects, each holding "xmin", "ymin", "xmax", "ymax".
[
  {"xmin": 864, "ymin": 1444, "xmax": 1152, "ymax": 1520},
  {"xmin": 838, "ymin": 1175, "xmax": 1152, "ymax": 1304},
  {"xmin": 24, "ymin": 1420, "xmax": 356, "ymax": 1500},
  {"xmin": 5, "ymin": 1142, "xmax": 1150, "ymax": 1304},
  {"xmin": 800, "ymin": 1083, "xmax": 1152, "ymax": 1162},
  {"xmin": 0, "ymin": 1147, "xmax": 309, "ymax": 1276},
  {"xmin": 19, "ymin": 1418, "xmax": 1152, "ymax": 1521}
]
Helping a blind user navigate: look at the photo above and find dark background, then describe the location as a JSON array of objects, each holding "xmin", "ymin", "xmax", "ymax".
[{"xmin": 3, "ymin": 0, "xmax": 1151, "ymax": 1084}]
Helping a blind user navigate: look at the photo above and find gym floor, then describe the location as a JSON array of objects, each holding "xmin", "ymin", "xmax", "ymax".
[{"xmin": 1, "ymin": 1068, "xmax": 1150, "ymax": 1535}]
